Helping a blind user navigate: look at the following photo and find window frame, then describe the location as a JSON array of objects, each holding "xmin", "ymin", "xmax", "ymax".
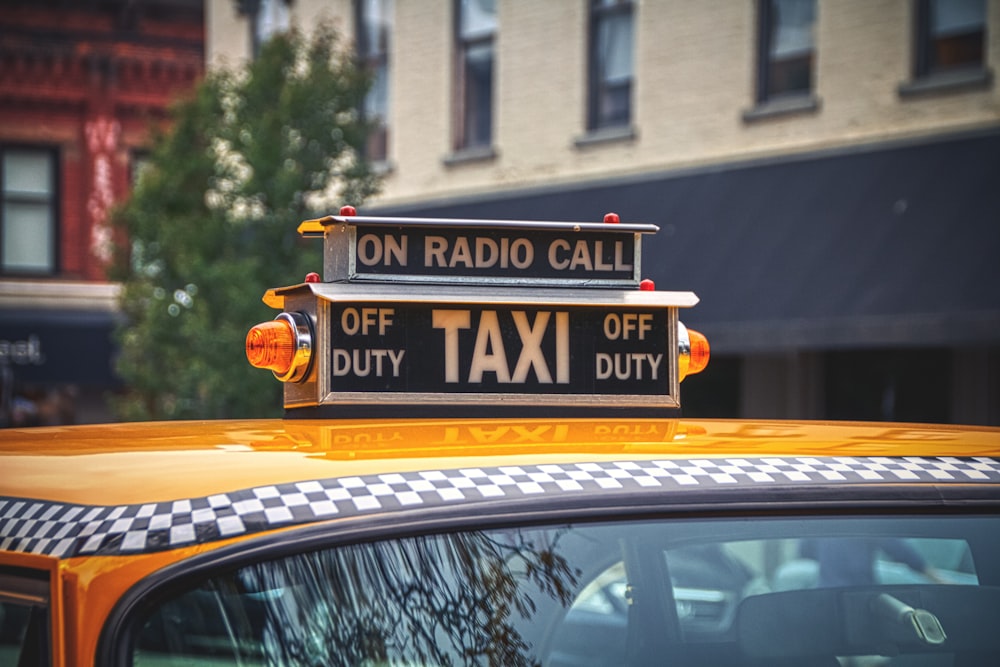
[
  {"xmin": 0, "ymin": 145, "xmax": 59, "ymax": 277},
  {"xmin": 355, "ymin": 0, "xmax": 393, "ymax": 164},
  {"xmin": 586, "ymin": 0, "xmax": 635, "ymax": 134},
  {"xmin": 900, "ymin": 0, "xmax": 992, "ymax": 96},
  {"xmin": 0, "ymin": 556, "xmax": 61, "ymax": 667},
  {"xmin": 745, "ymin": 0, "xmax": 819, "ymax": 120},
  {"xmin": 110, "ymin": 512, "xmax": 1000, "ymax": 666},
  {"xmin": 245, "ymin": 0, "xmax": 290, "ymax": 59},
  {"xmin": 450, "ymin": 0, "xmax": 497, "ymax": 158},
  {"xmin": 97, "ymin": 480, "xmax": 1000, "ymax": 666}
]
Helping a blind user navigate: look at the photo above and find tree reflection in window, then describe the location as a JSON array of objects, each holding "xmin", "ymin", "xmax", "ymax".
[{"xmin": 136, "ymin": 528, "xmax": 579, "ymax": 666}]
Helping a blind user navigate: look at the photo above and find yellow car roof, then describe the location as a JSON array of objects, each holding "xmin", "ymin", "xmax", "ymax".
[
  {"xmin": 3, "ymin": 418, "xmax": 999, "ymax": 507},
  {"xmin": 3, "ymin": 417, "xmax": 1000, "ymax": 563}
]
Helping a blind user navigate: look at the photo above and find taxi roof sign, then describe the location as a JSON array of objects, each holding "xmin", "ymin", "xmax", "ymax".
[
  {"xmin": 299, "ymin": 211, "xmax": 659, "ymax": 288},
  {"xmin": 251, "ymin": 209, "xmax": 704, "ymax": 417}
]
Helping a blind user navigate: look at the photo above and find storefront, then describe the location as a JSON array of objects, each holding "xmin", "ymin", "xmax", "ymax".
[
  {"xmin": 371, "ymin": 130, "xmax": 1000, "ymax": 424},
  {"xmin": 0, "ymin": 284, "xmax": 121, "ymax": 426}
]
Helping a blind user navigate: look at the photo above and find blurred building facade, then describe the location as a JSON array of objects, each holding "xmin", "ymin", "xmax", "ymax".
[
  {"xmin": 0, "ymin": 0, "xmax": 204, "ymax": 425},
  {"xmin": 216, "ymin": 0, "xmax": 1000, "ymax": 424}
]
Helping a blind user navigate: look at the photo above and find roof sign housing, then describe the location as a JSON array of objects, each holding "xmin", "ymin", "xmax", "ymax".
[
  {"xmin": 255, "ymin": 209, "xmax": 701, "ymax": 416},
  {"xmin": 298, "ymin": 213, "xmax": 657, "ymax": 287}
]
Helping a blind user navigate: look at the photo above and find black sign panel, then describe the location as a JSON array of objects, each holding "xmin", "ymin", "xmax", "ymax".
[
  {"xmin": 325, "ymin": 301, "xmax": 672, "ymax": 402},
  {"xmin": 351, "ymin": 226, "xmax": 639, "ymax": 284}
]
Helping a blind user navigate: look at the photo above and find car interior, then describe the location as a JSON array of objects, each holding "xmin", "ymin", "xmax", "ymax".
[{"xmin": 128, "ymin": 515, "xmax": 1000, "ymax": 667}]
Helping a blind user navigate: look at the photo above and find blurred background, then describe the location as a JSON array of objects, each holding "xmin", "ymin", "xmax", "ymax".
[{"xmin": 1, "ymin": 0, "xmax": 998, "ymax": 427}]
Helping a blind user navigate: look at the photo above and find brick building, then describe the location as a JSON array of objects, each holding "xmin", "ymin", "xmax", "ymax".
[
  {"xmin": 0, "ymin": 0, "xmax": 203, "ymax": 425},
  {"xmin": 208, "ymin": 1, "xmax": 1000, "ymax": 425}
]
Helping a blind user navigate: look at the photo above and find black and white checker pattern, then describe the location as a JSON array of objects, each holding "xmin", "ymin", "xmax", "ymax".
[{"xmin": 2, "ymin": 456, "xmax": 999, "ymax": 559}]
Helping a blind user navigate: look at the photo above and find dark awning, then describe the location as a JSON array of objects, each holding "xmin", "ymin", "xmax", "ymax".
[
  {"xmin": 0, "ymin": 309, "xmax": 121, "ymax": 386},
  {"xmin": 372, "ymin": 130, "xmax": 1000, "ymax": 354}
]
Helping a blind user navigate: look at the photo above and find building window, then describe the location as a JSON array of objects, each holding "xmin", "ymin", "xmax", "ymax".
[
  {"xmin": 914, "ymin": 0, "xmax": 986, "ymax": 78},
  {"xmin": 755, "ymin": 0, "xmax": 816, "ymax": 104},
  {"xmin": 454, "ymin": 0, "xmax": 496, "ymax": 152},
  {"xmin": 1, "ymin": 147, "xmax": 57, "ymax": 275},
  {"xmin": 587, "ymin": 0, "xmax": 634, "ymax": 131},
  {"xmin": 249, "ymin": 0, "xmax": 290, "ymax": 58},
  {"xmin": 130, "ymin": 150, "xmax": 152, "ymax": 187},
  {"xmin": 357, "ymin": 0, "xmax": 393, "ymax": 163}
]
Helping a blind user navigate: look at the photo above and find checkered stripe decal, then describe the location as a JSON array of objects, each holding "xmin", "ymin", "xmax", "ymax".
[{"xmin": 2, "ymin": 456, "xmax": 999, "ymax": 558}]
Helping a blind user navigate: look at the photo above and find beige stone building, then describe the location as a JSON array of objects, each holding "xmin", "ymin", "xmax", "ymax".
[{"xmin": 208, "ymin": 0, "xmax": 1000, "ymax": 424}]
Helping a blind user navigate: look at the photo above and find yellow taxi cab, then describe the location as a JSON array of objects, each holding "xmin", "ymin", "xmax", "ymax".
[{"xmin": 2, "ymin": 209, "xmax": 999, "ymax": 667}]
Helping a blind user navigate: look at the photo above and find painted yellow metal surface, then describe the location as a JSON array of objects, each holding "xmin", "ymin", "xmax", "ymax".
[
  {"xmin": 2, "ymin": 417, "xmax": 999, "ymax": 666},
  {"xmin": 3, "ymin": 418, "xmax": 1000, "ymax": 506}
]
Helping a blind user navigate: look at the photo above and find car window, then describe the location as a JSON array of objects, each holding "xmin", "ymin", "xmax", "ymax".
[
  {"xmin": 130, "ymin": 516, "xmax": 1000, "ymax": 666},
  {"xmin": 0, "ymin": 568, "xmax": 51, "ymax": 667}
]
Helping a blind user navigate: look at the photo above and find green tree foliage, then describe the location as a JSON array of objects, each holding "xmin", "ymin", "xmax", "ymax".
[{"xmin": 111, "ymin": 24, "xmax": 380, "ymax": 420}]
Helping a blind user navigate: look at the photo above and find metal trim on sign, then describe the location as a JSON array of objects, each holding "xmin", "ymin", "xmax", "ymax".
[{"xmin": 332, "ymin": 214, "xmax": 660, "ymax": 234}]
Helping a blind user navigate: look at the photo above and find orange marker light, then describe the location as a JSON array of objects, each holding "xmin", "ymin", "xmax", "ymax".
[
  {"xmin": 678, "ymin": 322, "xmax": 710, "ymax": 381},
  {"xmin": 246, "ymin": 312, "xmax": 313, "ymax": 382},
  {"xmin": 246, "ymin": 320, "xmax": 296, "ymax": 375}
]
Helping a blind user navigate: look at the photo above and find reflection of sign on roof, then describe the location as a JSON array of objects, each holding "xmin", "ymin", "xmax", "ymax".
[{"xmin": 299, "ymin": 214, "xmax": 658, "ymax": 287}]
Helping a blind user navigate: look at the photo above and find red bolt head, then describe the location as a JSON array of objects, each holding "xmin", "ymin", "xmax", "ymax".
[
  {"xmin": 639, "ymin": 278, "xmax": 655, "ymax": 291},
  {"xmin": 305, "ymin": 272, "xmax": 321, "ymax": 283},
  {"xmin": 339, "ymin": 205, "xmax": 357, "ymax": 216},
  {"xmin": 603, "ymin": 212, "xmax": 620, "ymax": 224}
]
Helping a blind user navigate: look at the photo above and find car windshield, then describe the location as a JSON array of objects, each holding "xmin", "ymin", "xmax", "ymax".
[{"xmin": 131, "ymin": 515, "xmax": 1000, "ymax": 666}]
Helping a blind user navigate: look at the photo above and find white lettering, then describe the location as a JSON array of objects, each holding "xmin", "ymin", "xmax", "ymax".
[
  {"xmin": 614, "ymin": 241, "xmax": 633, "ymax": 271},
  {"xmin": 469, "ymin": 311, "xmax": 510, "ymax": 382},
  {"xmin": 622, "ymin": 313, "xmax": 637, "ymax": 340},
  {"xmin": 0, "ymin": 336, "xmax": 45, "ymax": 366},
  {"xmin": 341, "ymin": 307, "xmax": 394, "ymax": 335},
  {"xmin": 510, "ymin": 238, "xmax": 533, "ymax": 269},
  {"xmin": 511, "ymin": 311, "xmax": 551, "ymax": 383},
  {"xmin": 361, "ymin": 308, "xmax": 377, "ymax": 337},
  {"xmin": 387, "ymin": 349, "xmax": 405, "ymax": 376},
  {"xmin": 475, "ymin": 237, "xmax": 499, "ymax": 268},
  {"xmin": 342, "ymin": 308, "xmax": 360, "ymax": 335},
  {"xmin": 449, "ymin": 236, "xmax": 474, "ymax": 268},
  {"xmin": 549, "ymin": 239, "xmax": 634, "ymax": 273},
  {"xmin": 593, "ymin": 240, "xmax": 612, "ymax": 271},
  {"xmin": 378, "ymin": 308, "xmax": 394, "ymax": 335},
  {"xmin": 433, "ymin": 308, "xmax": 569, "ymax": 385},
  {"xmin": 569, "ymin": 240, "xmax": 593, "ymax": 270},
  {"xmin": 555, "ymin": 311, "xmax": 569, "ymax": 383},
  {"xmin": 548, "ymin": 239, "xmax": 570, "ymax": 270},
  {"xmin": 639, "ymin": 313, "xmax": 653, "ymax": 340},
  {"xmin": 383, "ymin": 234, "xmax": 407, "ymax": 266},
  {"xmin": 425, "ymin": 236, "xmax": 448, "ymax": 267},
  {"xmin": 603, "ymin": 314, "xmax": 620, "ymax": 340},
  {"xmin": 332, "ymin": 348, "xmax": 406, "ymax": 377},
  {"xmin": 603, "ymin": 312, "xmax": 653, "ymax": 340},
  {"xmin": 595, "ymin": 353, "xmax": 664, "ymax": 381},
  {"xmin": 596, "ymin": 352, "xmax": 612, "ymax": 379},
  {"xmin": 357, "ymin": 234, "xmax": 382, "ymax": 266},
  {"xmin": 432, "ymin": 310, "xmax": 471, "ymax": 383},
  {"xmin": 85, "ymin": 116, "xmax": 119, "ymax": 264},
  {"xmin": 333, "ymin": 349, "xmax": 351, "ymax": 376},
  {"xmin": 423, "ymin": 235, "xmax": 534, "ymax": 270}
]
